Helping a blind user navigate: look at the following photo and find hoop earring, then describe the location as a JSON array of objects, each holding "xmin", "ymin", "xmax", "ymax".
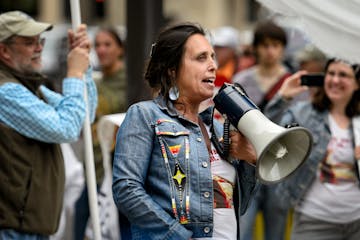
[{"xmin": 169, "ymin": 86, "xmax": 179, "ymax": 101}]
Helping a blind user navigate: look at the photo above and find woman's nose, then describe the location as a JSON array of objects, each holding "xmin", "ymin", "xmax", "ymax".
[
  {"xmin": 209, "ymin": 59, "xmax": 218, "ymax": 71},
  {"xmin": 332, "ymin": 74, "xmax": 341, "ymax": 83}
]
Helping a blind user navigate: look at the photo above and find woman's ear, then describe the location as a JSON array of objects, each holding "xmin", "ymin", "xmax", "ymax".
[{"xmin": 168, "ymin": 68, "xmax": 176, "ymax": 78}]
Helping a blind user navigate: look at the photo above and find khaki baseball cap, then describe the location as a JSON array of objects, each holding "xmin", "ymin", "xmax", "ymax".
[{"xmin": 0, "ymin": 11, "xmax": 53, "ymax": 42}]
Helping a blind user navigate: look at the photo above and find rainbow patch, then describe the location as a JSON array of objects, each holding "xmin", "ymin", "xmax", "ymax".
[{"xmin": 169, "ymin": 144, "xmax": 182, "ymax": 156}]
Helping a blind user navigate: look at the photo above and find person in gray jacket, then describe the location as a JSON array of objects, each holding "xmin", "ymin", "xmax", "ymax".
[{"xmin": 265, "ymin": 58, "xmax": 360, "ymax": 240}]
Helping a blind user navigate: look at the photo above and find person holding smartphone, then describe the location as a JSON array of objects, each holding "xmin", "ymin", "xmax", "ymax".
[
  {"xmin": 294, "ymin": 44, "xmax": 327, "ymax": 101},
  {"xmin": 265, "ymin": 58, "xmax": 360, "ymax": 240}
]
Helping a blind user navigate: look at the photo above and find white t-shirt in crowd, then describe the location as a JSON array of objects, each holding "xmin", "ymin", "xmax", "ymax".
[{"xmin": 297, "ymin": 115, "xmax": 360, "ymax": 223}]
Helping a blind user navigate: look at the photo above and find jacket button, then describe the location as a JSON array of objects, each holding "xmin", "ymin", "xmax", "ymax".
[
  {"xmin": 196, "ymin": 137, "xmax": 202, "ymax": 142},
  {"xmin": 204, "ymin": 192, "xmax": 210, "ymax": 198},
  {"xmin": 202, "ymin": 161, "xmax": 208, "ymax": 168},
  {"xmin": 204, "ymin": 226, "xmax": 211, "ymax": 233}
]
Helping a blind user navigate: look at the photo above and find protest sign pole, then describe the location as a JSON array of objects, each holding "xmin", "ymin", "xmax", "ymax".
[{"xmin": 70, "ymin": 0, "xmax": 102, "ymax": 239}]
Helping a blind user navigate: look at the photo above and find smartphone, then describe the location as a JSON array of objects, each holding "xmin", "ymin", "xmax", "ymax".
[{"xmin": 300, "ymin": 73, "xmax": 324, "ymax": 86}]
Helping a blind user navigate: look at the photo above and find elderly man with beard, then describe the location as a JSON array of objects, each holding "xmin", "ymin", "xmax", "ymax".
[{"xmin": 0, "ymin": 11, "xmax": 97, "ymax": 240}]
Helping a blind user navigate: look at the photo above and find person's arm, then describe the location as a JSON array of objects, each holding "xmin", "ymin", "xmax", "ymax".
[
  {"xmin": 112, "ymin": 104, "xmax": 192, "ymax": 240},
  {"xmin": 46, "ymin": 67, "xmax": 97, "ymax": 123},
  {"xmin": 0, "ymin": 78, "xmax": 87, "ymax": 143},
  {"xmin": 0, "ymin": 23, "xmax": 95, "ymax": 143},
  {"xmin": 84, "ymin": 67, "xmax": 97, "ymax": 122},
  {"xmin": 264, "ymin": 93, "xmax": 292, "ymax": 123},
  {"xmin": 233, "ymin": 160, "xmax": 258, "ymax": 215},
  {"xmin": 67, "ymin": 24, "xmax": 98, "ymax": 122},
  {"xmin": 264, "ymin": 71, "xmax": 308, "ymax": 123},
  {"xmin": 226, "ymin": 130, "xmax": 258, "ymax": 215}
]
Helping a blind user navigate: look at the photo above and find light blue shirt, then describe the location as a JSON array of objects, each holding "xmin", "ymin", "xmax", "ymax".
[{"xmin": 0, "ymin": 68, "xmax": 97, "ymax": 143}]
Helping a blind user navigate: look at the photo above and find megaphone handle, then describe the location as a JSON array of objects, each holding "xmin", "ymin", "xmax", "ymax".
[
  {"xmin": 210, "ymin": 117, "xmax": 230, "ymax": 160},
  {"xmin": 223, "ymin": 118, "xmax": 230, "ymax": 158}
]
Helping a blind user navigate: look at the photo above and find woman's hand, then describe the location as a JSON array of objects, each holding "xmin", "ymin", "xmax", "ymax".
[
  {"xmin": 229, "ymin": 130, "xmax": 257, "ymax": 165},
  {"xmin": 278, "ymin": 70, "xmax": 309, "ymax": 100}
]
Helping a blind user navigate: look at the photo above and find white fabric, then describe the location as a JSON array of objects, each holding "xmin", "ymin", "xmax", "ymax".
[
  {"xmin": 354, "ymin": 116, "xmax": 360, "ymax": 147},
  {"xmin": 256, "ymin": 0, "xmax": 360, "ymax": 63},
  {"xmin": 298, "ymin": 115, "xmax": 360, "ymax": 223},
  {"xmin": 209, "ymin": 143, "xmax": 237, "ymax": 240},
  {"xmin": 353, "ymin": 116, "xmax": 360, "ymax": 177},
  {"xmin": 209, "ymin": 144, "xmax": 236, "ymax": 184},
  {"xmin": 50, "ymin": 143, "xmax": 85, "ymax": 240},
  {"xmin": 194, "ymin": 209, "xmax": 237, "ymax": 240},
  {"xmin": 193, "ymin": 126, "xmax": 237, "ymax": 240},
  {"xmin": 97, "ymin": 113, "xmax": 126, "ymax": 178},
  {"xmin": 85, "ymin": 113, "xmax": 126, "ymax": 240}
]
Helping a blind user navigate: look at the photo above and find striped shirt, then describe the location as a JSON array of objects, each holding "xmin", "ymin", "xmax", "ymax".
[{"xmin": 0, "ymin": 68, "xmax": 97, "ymax": 143}]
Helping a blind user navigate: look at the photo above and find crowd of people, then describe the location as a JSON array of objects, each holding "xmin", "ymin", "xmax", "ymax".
[{"xmin": 0, "ymin": 8, "xmax": 359, "ymax": 240}]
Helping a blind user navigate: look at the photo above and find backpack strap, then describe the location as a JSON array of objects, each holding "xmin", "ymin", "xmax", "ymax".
[{"xmin": 258, "ymin": 72, "xmax": 291, "ymax": 110}]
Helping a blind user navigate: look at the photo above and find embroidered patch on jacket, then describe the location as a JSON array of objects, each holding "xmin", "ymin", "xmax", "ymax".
[{"xmin": 154, "ymin": 119, "xmax": 191, "ymax": 224}]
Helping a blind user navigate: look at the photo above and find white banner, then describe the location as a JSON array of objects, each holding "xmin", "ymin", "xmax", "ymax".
[{"xmin": 257, "ymin": 0, "xmax": 360, "ymax": 63}]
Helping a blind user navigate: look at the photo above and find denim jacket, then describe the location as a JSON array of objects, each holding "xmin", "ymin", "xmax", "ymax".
[
  {"xmin": 112, "ymin": 95, "xmax": 257, "ymax": 240},
  {"xmin": 265, "ymin": 94, "xmax": 356, "ymax": 209}
]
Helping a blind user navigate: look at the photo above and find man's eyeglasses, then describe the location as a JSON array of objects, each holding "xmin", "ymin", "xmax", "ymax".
[{"xmin": 6, "ymin": 37, "xmax": 46, "ymax": 48}]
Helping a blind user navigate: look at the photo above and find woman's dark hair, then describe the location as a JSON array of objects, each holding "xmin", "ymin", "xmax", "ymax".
[
  {"xmin": 312, "ymin": 58, "xmax": 360, "ymax": 117},
  {"xmin": 144, "ymin": 22, "xmax": 206, "ymax": 98},
  {"xmin": 252, "ymin": 21, "xmax": 287, "ymax": 48}
]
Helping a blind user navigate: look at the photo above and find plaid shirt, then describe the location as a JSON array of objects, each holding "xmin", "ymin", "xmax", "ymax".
[{"xmin": 0, "ymin": 69, "xmax": 97, "ymax": 143}]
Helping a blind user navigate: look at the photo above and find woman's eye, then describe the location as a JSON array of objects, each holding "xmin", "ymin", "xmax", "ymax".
[
  {"xmin": 197, "ymin": 55, "xmax": 207, "ymax": 61},
  {"xmin": 327, "ymin": 71, "xmax": 335, "ymax": 76}
]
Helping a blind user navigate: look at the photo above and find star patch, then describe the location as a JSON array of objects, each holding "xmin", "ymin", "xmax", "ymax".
[{"xmin": 173, "ymin": 164, "xmax": 186, "ymax": 187}]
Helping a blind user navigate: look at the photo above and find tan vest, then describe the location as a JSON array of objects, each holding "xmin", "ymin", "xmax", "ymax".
[{"xmin": 0, "ymin": 68, "xmax": 65, "ymax": 235}]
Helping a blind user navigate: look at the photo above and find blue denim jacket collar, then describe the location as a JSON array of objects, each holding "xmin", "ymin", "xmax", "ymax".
[
  {"xmin": 154, "ymin": 95, "xmax": 179, "ymax": 117},
  {"xmin": 154, "ymin": 95, "xmax": 216, "ymax": 126}
]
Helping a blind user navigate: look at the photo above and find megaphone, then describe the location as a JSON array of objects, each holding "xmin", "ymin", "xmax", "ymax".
[{"xmin": 213, "ymin": 83, "xmax": 313, "ymax": 184}]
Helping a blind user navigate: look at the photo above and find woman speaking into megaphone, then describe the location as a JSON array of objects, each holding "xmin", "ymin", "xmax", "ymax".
[
  {"xmin": 265, "ymin": 58, "xmax": 360, "ymax": 240},
  {"xmin": 112, "ymin": 22, "xmax": 258, "ymax": 240}
]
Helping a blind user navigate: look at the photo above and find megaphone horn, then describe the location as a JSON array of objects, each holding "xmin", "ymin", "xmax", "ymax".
[{"xmin": 213, "ymin": 83, "xmax": 313, "ymax": 184}]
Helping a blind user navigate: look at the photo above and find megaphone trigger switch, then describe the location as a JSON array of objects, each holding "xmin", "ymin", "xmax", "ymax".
[{"xmin": 285, "ymin": 123, "xmax": 300, "ymax": 128}]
